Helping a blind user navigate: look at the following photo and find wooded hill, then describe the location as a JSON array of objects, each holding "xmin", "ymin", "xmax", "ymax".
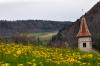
[
  {"xmin": 50, "ymin": 1, "xmax": 100, "ymax": 51},
  {"xmin": 0, "ymin": 20, "xmax": 72, "ymax": 38}
]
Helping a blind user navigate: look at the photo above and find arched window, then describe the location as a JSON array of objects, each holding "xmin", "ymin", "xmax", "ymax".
[{"xmin": 83, "ymin": 43, "xmax": 86, "ymax": 47}]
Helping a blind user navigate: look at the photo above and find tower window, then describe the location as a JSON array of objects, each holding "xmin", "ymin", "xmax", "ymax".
[{"xmin": 83, "ymin": 43, "xmax": 86, "ymax": 47}]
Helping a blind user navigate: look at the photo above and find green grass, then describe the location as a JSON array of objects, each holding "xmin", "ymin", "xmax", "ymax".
[
  {"xmin": 32, "ymin": 32, "xmax": 57, "ymax": 38},
  {"xmin": 32, "ymin": 32, "xmax": 57, "ymax": 45},
  {"xmin": 17, "ymin": 32, "xmax": 57, "ymax": 46}
]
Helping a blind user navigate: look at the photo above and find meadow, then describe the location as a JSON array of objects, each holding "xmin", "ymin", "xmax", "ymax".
[
  {"xmin": 0, "ymin": 43, "xmax": 99, "ymax": 66},
  {"xmin": 32, "ymin": 32, "xmax": 57, "ymax": 45}
]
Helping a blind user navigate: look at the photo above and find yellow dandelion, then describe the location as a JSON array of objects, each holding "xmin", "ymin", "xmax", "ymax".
[
  {"xmin": 27, "ymin": 62, "xmax": 32, "ymax": 64},
  {"xmin": 88, "ymin": 54, "xmax": 93, "ymax": 58},
  {"xmin": 1, "ymin": 64, "xmax": 5, "ymax": 66},
  {"xmin": 32, "ymin": 63, "xmax": 36, "ymax": 66},
  {"xmin": 5, "ymin": 63, "xmax": 9, "ymax": 66},
  {"xmin": 18, "ymin": 64, "xmax": 23, "ymax": 66},
  {"xmin": 16, "ymin": 50, "xmax": 21, "ymax": 55}
]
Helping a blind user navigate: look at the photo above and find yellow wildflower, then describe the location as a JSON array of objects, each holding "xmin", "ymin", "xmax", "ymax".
[
  {"xmin": 5, "ymin": 63, "xmax": 9, "ymax": 66},
  {"xmin": 16, "ymin": 50, "xmax": 21, "ymax": 55},
  {"xmin": 32, "ymin": 63, "xmax": 36, "ymax": 66},
  {"xmin": 18, "ymin": 64, "xmax": 23, "ymax": 66}
]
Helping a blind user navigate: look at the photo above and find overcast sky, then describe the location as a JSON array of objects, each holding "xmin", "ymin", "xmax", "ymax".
[{"xmin": 0, "ymin": 0, "xmax": 99, "ymax": 21}]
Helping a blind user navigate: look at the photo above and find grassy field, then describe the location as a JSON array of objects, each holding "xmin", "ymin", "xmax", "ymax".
[
  {"xmin": 32, "ymin": 32, "xmax": 57, "ymax": 39},
  {"xmin": 16, "ymin": 32, "xmax": 57, "ymax": 46},
  {"xmin": 32, "ymin": 32, "xmax": 57, "ymax": 45},
  {"xmin": 0, "ymin": 43, "xmax": 100, "ymax": 66}
]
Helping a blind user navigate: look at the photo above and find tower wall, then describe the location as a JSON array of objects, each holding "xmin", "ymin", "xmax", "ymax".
[{"xmin": 78, "ymin": 37, "xmax": 92, "ymax": 52}]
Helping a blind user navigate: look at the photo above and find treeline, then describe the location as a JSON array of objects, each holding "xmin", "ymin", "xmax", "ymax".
[
  {"xmin": 0, "ymin": 20, "xmax": 72, "ymax": 37},
  {"xmin": 0, "ymin": 34, "xmax": 45, "ymax": 46}
]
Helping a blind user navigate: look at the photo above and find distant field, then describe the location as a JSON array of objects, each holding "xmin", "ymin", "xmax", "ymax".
[
  {"xmin": 32, "ymin": 32, "xmax": 58, "ymax": 40},
  {"xmin": 39, "ymin": 32, "xmax": 57, "ymax": 40},
  {"xmin": 32, "ymin": 32, "xmax": 57, "ymax": 38},
  {"xmin": 0, "ymin": 32, "xmax": 57, "ymax": 46},
  {"xmin": 32, "ymin": 32, "xmax": 58, "ymax": 45}
]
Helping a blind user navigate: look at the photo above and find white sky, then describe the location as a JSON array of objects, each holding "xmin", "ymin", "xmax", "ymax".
[{"xmin": 0, "ymin": 0, "xmax": 99, "ymax": 21}]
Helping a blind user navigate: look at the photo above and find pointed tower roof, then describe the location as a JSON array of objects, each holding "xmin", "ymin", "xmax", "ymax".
[{"xmin": 77, "ymin": 16, "xmax": 91, "ymax": 37}]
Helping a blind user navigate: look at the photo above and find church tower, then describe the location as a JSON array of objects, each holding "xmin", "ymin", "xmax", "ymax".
[{"xmin": 77, "ymin": 16, "xmax": 92, "ymax": 52}]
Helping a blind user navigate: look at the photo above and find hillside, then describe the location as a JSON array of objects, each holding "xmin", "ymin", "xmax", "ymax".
[
  {"xmin": 50, "ymin": 1, "xmax": 100, "ymax": 50},
  {"xmin": 0, "ymin": 20, "xmax": 72, "ymax": 38}
]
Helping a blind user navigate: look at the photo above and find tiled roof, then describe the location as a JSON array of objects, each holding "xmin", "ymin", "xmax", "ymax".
[{"xmin": 77, "ymin": 16, "xmax": 91, "ymax": 37}]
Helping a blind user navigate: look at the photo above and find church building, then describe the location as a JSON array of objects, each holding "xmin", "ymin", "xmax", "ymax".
[{"xmin": 77, "ymin": 16, "xmax": 92, "ymax": 52}]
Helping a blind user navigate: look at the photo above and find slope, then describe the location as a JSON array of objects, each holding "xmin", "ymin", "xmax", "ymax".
[{"xmin": 50, "ymin": 1, "xmax": 100, "ymax": 50}]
